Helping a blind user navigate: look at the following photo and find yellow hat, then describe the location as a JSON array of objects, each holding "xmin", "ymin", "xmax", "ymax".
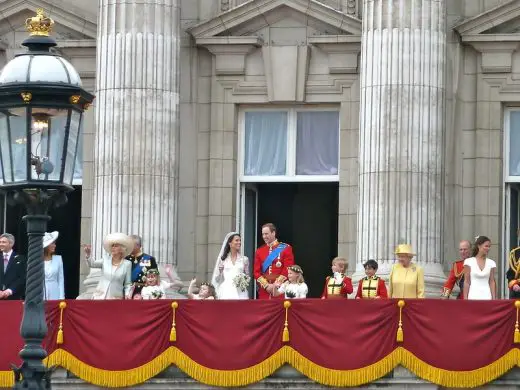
[{"xmin": 395, "ymin": 244, "xmax": 415, "ymax": 256}]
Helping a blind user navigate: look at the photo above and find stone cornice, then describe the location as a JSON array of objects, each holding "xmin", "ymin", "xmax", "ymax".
[
  {"xmin": 454, "ymin": 0, "xmax": 520, "ymax": 35},
  {"xmin": 55, "ymin": 39, "xmax": 96, "ymax": 48},
  {"xmin": 308, "ymin": 35, "xmax": 361, "ymax": 74},
  {"xmin": 187, "ymin": 0, "xmax": 362, "ymax": 39},
  {"xmin": 465, "ymin": 38, "xmax": 520, "ymax": 73},
  {"xmin": 196, "ymin": 37, "xmax": 262, "ymax": 75}
]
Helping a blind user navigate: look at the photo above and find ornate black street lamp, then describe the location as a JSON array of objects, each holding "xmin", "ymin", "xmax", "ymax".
[{"xmin": 0, "ymin": 9, "xmax": 94, "ymax": 389}]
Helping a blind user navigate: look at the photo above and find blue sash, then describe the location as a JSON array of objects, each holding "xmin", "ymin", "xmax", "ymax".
[{"xmin": 261, "ymin": 244, "xmax": 287, "ymax": 273}]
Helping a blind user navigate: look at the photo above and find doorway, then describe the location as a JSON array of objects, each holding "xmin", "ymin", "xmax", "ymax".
[
  {"xmin": 241, "ymin": 182, "xmax": 339, "ymax": 298},
  {"xmin": 0, "ymin": 186, "xmax": 82, "ymax": 298}
]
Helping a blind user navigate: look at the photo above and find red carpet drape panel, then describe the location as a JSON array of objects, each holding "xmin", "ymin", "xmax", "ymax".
[{"xmin": 1, "ymin": 299, "xmax": 519, "ymax": 388}]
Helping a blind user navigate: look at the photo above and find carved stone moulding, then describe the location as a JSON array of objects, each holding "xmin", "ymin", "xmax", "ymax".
[
  {"xmin": 308, "ymin": 35, "xmax": 361, "ymax": 74},
  {"xmin": 196, "ymin": 36, "xmax": 262, "ymax": 76},
  {"xmin": 463, "ymin": 34, "xmax": 520, "ymax": 74}
]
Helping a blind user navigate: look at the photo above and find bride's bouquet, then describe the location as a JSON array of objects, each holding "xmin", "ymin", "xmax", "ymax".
[{"xmin": 233, "ymin": 272, "xmax": 251, "ymax": 292}]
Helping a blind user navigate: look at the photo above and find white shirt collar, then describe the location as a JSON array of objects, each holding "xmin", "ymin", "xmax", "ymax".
[{"xmin": 3, "ymin": 250, "xmax": 13, "ymax": 258}]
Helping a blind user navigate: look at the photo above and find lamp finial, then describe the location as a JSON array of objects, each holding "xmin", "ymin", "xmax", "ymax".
[{"xmin": 25, "ymin": 9, "xmax": 54, "ymax": 37}]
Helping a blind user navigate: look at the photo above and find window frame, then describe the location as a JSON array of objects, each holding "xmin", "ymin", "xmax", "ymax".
[
  {"xmin": 238, "ymin": 106, "xmax": 340, "ymax": 182},
  {"xmin": 504, "ymin": 107, "xmax": 520, "ymax": 182}
]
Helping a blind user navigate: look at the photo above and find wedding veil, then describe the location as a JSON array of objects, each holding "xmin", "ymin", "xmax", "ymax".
[{"xmin": 211, "ymin": 231, "xmax": 239, "ymax": 288}]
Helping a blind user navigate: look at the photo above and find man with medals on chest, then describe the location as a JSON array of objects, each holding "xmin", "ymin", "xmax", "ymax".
[
  {"xmin": 507, "ymin": 246, "xmax": 520, "ymax": 299},
  {"xmin": 254, "ymin": 223, "xmax": 295, "ymax": 299},
  {"xmin": 126, "ymin": 235, "xmax": 158, "ymax": 298},
  {"xmin": 441, "ymin": 240, "xmax": 471, "ymax": 299}
]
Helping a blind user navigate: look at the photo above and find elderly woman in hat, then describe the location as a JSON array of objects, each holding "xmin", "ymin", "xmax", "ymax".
[
  {"xmin": 388, "ymin": 244, "xmax": 425, "ymax": 299},
  {"xmin": 43, "ymin": 231, "xmax": 64, "ymax": 300},
  {"xmin": 83, "ymin": 233, "xmax": 133, "ymax": 300}
]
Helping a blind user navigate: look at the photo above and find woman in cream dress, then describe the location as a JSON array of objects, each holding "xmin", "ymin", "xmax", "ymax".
[
  {"xmin": 83, "ymin": 233, "xmax": 133, "ymax": 300},
  {"xmin": 211, "ymin": 232, "xmax": 249, "ymax": 299},
  {"xmin": 43, "ymin": 231, "xmax": 64, "ymax": 300},
  {"xmin": 388, "ymin": 244, "xmax": 425, "ymax": 299}
]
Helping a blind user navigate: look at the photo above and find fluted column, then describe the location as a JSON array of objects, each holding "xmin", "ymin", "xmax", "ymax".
[
  {"xmin": 80, "ymin": 0, "xmax": 180, "ymax": 297},
  {"xmin": 355, "ymin": 0, "xmax": 446, "ymax": 295}
]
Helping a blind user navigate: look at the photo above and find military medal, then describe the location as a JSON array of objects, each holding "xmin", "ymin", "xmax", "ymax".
[{"xmin": 275, "ymin": 260, "xmax": 282, "ymax": 268}]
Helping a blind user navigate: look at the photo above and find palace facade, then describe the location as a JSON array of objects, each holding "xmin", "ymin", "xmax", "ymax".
[{"xmin": 0, "ymin": 0, "xmax": 519, "ymax": 300}]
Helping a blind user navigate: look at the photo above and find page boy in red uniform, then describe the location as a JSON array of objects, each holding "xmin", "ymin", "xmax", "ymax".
[
  {"xmin": 321, "ymin": 257, "xmax": 353, "ymax": 299},
  {"xmin": 355, "ymin": 259, "xmax": 387, "ymax": 299}
]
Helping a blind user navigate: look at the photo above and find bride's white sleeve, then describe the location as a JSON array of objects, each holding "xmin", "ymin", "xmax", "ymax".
[
  {"xmin": 211, "ymin": 258, "xmax": 224, "ymax": 286},
  {"xmin": 243, "ymin": 256, "xmax": 250, "ymax": 274}
]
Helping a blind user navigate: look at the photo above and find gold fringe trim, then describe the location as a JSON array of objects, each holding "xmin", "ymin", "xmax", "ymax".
[
  {"xmin": 287, "ymin": 347, "xmax": 400, "ymax": 387},
  {"xmin": 1, "ymin": 347, "xmax": 519, "ymax": 388},
  {"xmin": 400, "ymin": 348, "xmax": 520, "ymax": 388},
  {"xmin": 45, "ymin": 348, "xmax": 173, "ymax": 388},
  {"xmin": 0, "ymin": 371, "xmax": 13, "ymax": 388}
]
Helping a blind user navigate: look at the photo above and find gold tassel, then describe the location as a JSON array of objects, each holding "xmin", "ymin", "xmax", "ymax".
[
  {"xmin": 170, "ymin": 301, "xmax": 178, "ymax": 342},
  {"xmin": 282, "ymin": 301, "xmax": 291, "ymax": 342},
  {"xmin": 514, "ymin": 301, "xmax": 520, "ymax": 343},
  {"xmin": 56, "ymin": 301, "xmax": 67, "ymax": 345},
  {"xmin": 396, "ymin": 300, "xmax": 405, "ymax": 343}
]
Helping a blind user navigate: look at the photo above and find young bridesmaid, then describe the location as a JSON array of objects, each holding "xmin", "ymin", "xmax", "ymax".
[
  {"xmin": 188, "ymin": 279, "xmax": 216, "ymax": 300},
  {"xmin": 273, "ymin": 265, "xmax": 308, "ymax": 299}
]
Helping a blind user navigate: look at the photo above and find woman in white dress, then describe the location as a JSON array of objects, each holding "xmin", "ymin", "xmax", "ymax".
[
  {"xmin": 43, "ymin": 231, "xmax": 64, "ymax": 300},
  {"xmin": 83, "ymin": 233, "xmax": 133, "ymax": 300},
  {"xmin": 211, "ymin": 232, "xmax": 249, "ymax": 299},
  {"xmin": 463, "ymin": 235, "xmax": 496, "ymax": 300}
]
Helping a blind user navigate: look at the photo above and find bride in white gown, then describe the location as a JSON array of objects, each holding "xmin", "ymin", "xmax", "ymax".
[{"xmin": 211, "ymin": 232, "xmax": 250, "ymax": 299}]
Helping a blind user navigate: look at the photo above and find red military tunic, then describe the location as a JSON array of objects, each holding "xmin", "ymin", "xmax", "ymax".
[
  {"xmin": 321, "ymin": 275, "xmax": 353, "ymax": 299},
  {"xmin": 355, "ymin": 276, "xmax": 388, "ymax": 299},
  {"xmin": 441, "ymin": 260, "xmax": 465, "ymax": 299},
  {"xmin": 254, "ymin": 241, "xmax": 295, "ymax": 300}
]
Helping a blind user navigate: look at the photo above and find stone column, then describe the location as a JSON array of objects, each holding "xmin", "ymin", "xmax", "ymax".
[
  {"xmin": 80, "ymin": 0, "xmax": 180, "ymax": 297},
  {"xmin": 354, "ymin": 0, "xmax": 446, "ymax": 295}
]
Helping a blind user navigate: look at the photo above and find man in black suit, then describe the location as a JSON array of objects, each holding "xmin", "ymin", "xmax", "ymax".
[{"xmin": 0, "ymin": 233, "xmax": 26, "ymax": 300}]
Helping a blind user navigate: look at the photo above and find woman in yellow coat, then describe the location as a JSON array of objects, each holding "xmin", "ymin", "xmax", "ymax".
[{"xmin": 389, "ymin": 244, "xmax": 425, "ymax": 299}]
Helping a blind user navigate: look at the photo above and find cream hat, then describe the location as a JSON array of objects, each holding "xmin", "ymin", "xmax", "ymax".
[
  {"xmin": 395, "ymin": 244, "xmax": 415, "ymax": 256},
  {"xmin": 43, "ymin": 231, "xmax": 59, "ymax": 249},
  {"xmin": 103, "ymin": 233, "xmax": 133, "ymax": 257}
]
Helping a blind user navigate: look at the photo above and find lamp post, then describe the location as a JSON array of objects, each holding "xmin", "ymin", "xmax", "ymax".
[{"xmin": 0, "ymin": 9, "xmax": 94, "ymax": 389}]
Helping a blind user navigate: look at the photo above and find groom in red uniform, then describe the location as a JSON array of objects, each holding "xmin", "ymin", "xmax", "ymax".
[{"xmin": 254, "ymin": 223, "xmax": 295, "ymax": 299}]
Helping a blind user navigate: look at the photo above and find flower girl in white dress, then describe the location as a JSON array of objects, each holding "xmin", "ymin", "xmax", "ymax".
[
  {"xmin": 211, "ymin": 232, "xmax": 250, "ymax": 300},
  {"xmin": 274, "ymin": 265, "xmax": 308, "ymax": 299}
]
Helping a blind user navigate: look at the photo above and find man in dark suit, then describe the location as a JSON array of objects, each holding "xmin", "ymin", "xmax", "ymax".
[{"xmin": 0, "ymin": 233, "xmax": 26, "ymax": 300}]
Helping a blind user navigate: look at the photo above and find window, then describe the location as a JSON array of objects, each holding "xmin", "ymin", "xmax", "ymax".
[
  {"xmin": 241, "ymin": 108, "xmax": 339, "ymax": 181},
  {"xmin": 506, "ymin": 109, "xmax": 520, "ymax": 181}
]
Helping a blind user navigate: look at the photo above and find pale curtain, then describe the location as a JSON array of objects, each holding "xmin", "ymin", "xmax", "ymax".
[
  {"xmin": 510, "ymin": 111, "xmax": 520, "ymax": 176},
  {"xmin": 244, "ymin": 111, "xmax": 287, "ymax": 176},
  {"xmin": 296, "ymin": 111, "xmax": 339, "ymax": 175}
]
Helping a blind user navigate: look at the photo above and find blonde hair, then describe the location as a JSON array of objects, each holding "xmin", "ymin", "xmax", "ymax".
[
  {"xmin": 332, "ymin": 257, "xmax": 347, "ymax": 271},
  {"xmin": 288, "ymin": 265, "xmax": 305, "ymax": 283}
]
